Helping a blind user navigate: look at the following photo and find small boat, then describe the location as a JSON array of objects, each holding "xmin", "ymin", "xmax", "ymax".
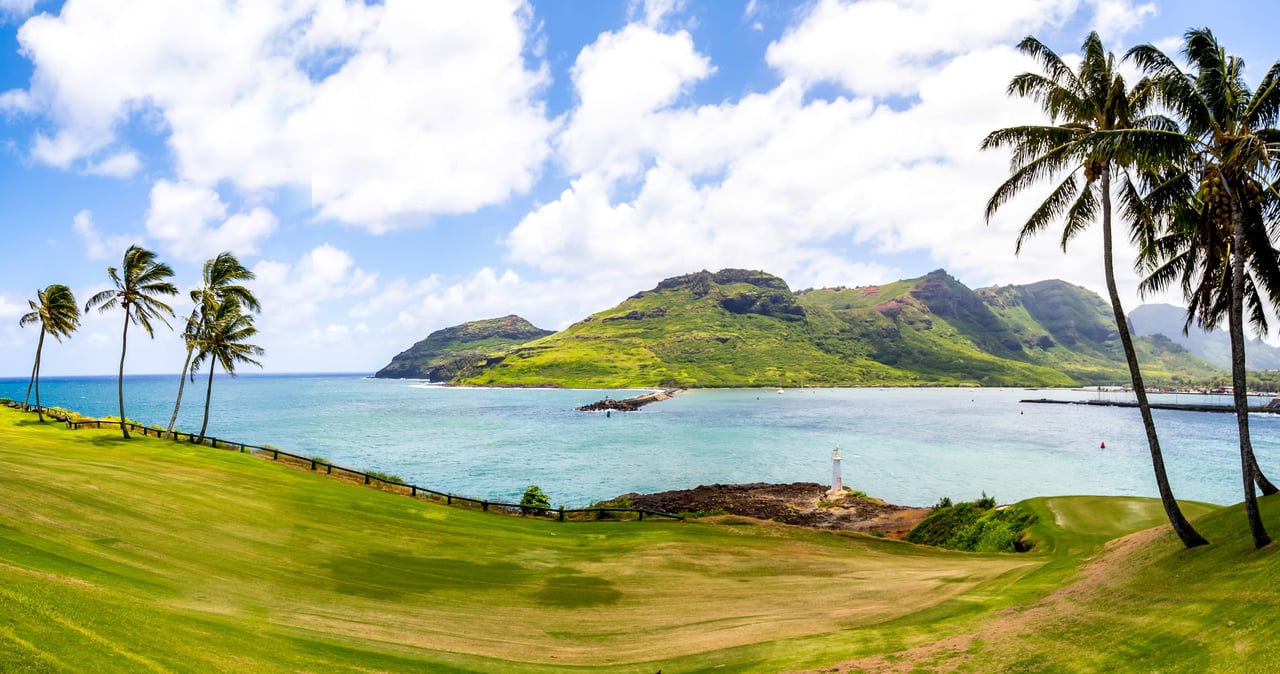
[{"xmin": 776, "ymin": 389, "xmax": 784, "ymax": 394}]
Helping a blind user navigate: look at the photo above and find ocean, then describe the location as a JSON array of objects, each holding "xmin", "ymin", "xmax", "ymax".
[{"xmin": 2, "ymin": 373, "xmax": 1272, "ymax": 507}]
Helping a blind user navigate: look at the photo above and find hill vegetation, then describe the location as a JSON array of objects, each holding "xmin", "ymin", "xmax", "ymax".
[
  {"xmin": 379, "ymin": 268, "xmax": 1221, "ymax": 388},
  {"xmin": 374, "ymin": 314, "xmax": 554, "ymax": 380},
  {"xmin": 7, "ymin": 406, "xmax": 1280, "ymax": 672}
]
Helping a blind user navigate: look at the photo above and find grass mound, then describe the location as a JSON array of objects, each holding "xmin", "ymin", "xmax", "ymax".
[{"xmin": 905, "ymin": 494, "xmax": 1037, "ymax": 552}]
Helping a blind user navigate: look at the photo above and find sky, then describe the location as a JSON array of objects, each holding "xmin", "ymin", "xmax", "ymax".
[{"xmin": 0, "ymin": 0, "xmax": 1278, "ymax": 378}]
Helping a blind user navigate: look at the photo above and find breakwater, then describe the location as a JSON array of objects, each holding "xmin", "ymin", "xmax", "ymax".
[{"xmin": 1021, "ymin": 397, "xmax": 1280, "ymax": 415}]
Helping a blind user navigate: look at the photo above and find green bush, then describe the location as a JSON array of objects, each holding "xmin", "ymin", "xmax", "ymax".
[
  {"xmin": 366, "ymin": 470, "xmax": 404, "ymax": 484},
  {"xmin": 520, "ymin": 485, "xmax": 552, "ymax": 515},
  {"xmin": 905, "ymin": 496, "xmax": 1036, "ymax": 553}
]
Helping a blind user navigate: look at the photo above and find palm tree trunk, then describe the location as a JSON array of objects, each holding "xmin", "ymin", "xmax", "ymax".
[
  {"xmin": 1101, "ymin": 168, "xmax": 1208, "ymax": 548},
  {"xmin": 198, "ymin": 362, "xmax": 215, "ymax": 443},
  {"xmin": 168, "ymin": 346, "xmax": 194, "ymax": 432},
  {"xmin": 118, "ymin": 309, "xmax": 131, "ymax": 439},
  {"xmin": 23, "ymin": 351, "xmax": 36, "ymax": 411},
  {"xmin": 1229, "ymin": 199, "xmax": 1270, "ymax": 548},
  {"xmin": 33, "ymin": 330, "xmax": 45, "ymax": 422}
]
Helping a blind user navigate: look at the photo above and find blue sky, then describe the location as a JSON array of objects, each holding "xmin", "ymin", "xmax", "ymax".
[{"xmin": 0, "ymin": 0, "xmax": 1277, "ymax": 377}]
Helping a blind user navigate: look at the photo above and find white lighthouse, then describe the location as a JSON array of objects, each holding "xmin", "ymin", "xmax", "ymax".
[{"xmin": 828, "ymin": 446, "xmax": 844, "ymax": 498}]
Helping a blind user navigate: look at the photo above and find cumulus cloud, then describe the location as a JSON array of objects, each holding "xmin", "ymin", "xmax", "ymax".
[
  {"xmin": 506, "ymin": 0, "xmax": 1173, "ymax": 312},
  {"xmin": 764, "ymin": 0, "xmax": 1076, "ymax": 97},
  {"xmin": 13, "ymin": 0, "xmax": 552, "ymax": 230},
  {"xmin": 557, "ymin": 23, "xmax": 713, "ymax": 177},
  {"xmin": 144, "ymin": 181, "xmax": 277, "ymax": 262}
]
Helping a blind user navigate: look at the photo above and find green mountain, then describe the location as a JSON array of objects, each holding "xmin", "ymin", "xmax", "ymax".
[
  {"xmin": 379, "ymin": 269, "xmax": 1222, "ymax": 388},
  {"xmin": 1128, "ymin": 303, "xmax": 1280, "ymax": 371},
  {"xmin": 373, "ymin": 314, "xmax": 553, "ymax": 380}
]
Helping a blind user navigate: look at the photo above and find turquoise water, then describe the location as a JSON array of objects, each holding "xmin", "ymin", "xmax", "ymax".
[{"xmin": 3, "ymin": 374, "xmax": 1274, "ymax": 507}]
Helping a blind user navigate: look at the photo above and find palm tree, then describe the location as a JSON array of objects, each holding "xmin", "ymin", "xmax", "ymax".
[
  {"xmin": 167, "ymin": 252, "xmax": 259, "ymax": 433},
  {"xmin": 1130, "ymin": 28, "xmax": 1280, "ymax": 548},
  {"xmin": 85, "ymin": 245, "xmax": 178, "ymax": 439},
  {"xmin": 982, "ymin": 32, "xmax": 1208, "ymax": 547},
  {"xmin": 190, "ymin": 298, "xmax": 263, "ymax": 443},
  {"xmin": 19, "ymin": 284, "xmax": 80, "ymax": 422}
]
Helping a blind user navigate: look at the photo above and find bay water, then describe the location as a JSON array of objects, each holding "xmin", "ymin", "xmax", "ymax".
[{"xmin": 3, "ymin": 374, "xmax": 1273, "ymax": 508}]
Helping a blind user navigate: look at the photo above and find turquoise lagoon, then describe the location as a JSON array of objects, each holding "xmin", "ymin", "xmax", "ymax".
[{"xmin": 2, "ymin": 374, "xmax": 1272, "ymax": 507}]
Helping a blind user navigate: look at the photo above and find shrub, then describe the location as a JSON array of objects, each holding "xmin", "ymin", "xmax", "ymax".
[
  {"xmin": 366, "ymin": 470, "xmax": 404, "ymax": 484},
  {"xmin": 520, "ymin": 485, "xmax": 552, "ymax": 515},
  {"xmin": 906, "ymin": 495, "xmax": 1036, "ymax": 553}
]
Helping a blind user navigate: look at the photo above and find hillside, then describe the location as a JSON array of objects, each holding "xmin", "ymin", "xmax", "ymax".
[
  {"xmin": 388, "ymin": 268, "xmax": 1220, "ymax": 388},
  {"xmin": 1129, "ymin": 303, "xmax": 1280, "ymax": 371},
  {"xmin": 8, "ymin": 405, "xmax": 1280, "ymax": 672},
  {"xmin": 374, "ymin": 314, "xmax": 553, "ymax": 380}
]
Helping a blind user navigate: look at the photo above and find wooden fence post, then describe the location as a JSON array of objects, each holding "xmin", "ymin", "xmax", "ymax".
[{"xmin": 558, "ymin": 506, "xmax": 565, "ymax": 522}]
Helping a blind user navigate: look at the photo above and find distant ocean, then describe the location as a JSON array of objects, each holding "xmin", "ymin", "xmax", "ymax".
[{"xmin": 1, "ymin": 373, "xmax": 1272, "ymax": 507}]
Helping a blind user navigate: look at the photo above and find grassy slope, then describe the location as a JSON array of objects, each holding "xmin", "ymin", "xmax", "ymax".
[
  {"xmin": 453, "ymin": 270, "xmax": 1219, "ymax": 389},
  {"xmin": 461, "ymin": 280, "xmax": 906, "ymax": 388},
  {"xmin": 5, "ymin": 406, "xmax": 1276, "ymax": 673}
]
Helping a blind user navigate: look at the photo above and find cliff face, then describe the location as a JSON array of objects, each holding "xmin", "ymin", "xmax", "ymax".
[{"xmin": 373, "ymin": 315, "xmax": 553, "ymax": 380}]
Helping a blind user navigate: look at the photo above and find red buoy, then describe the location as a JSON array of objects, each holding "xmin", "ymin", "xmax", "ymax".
[{"xmin": 1100, "ymin": 441, "xmax": 1106, "ymax": 449}]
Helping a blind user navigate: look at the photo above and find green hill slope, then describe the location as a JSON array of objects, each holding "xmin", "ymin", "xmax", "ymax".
[
  {"xmin": 430, "ymin": 269, "xmax": 1219, "ymax": 388},
  {"xmin": 9, "ymin": 406, "xmax": 1280, "ymax": 672},
  {"xmin": 374, "ymin": 314, "xmax": 553, "ymax": 380}
]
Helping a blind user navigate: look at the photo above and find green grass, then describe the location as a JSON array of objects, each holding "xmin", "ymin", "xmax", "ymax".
[{"xmin": 4, "ymin": 405, "xmax": 1280, "ymax": 672}]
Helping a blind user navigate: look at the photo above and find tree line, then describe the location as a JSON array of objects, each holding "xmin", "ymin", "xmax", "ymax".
[
  {"xmin": 984, "ymin": 28, "xmax": 1280, "ymax": 548},
  {"xmin": 20, "ymin": 245, "xmax": 262, "ymax": 444}
]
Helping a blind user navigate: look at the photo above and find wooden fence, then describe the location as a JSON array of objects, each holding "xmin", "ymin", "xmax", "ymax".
[{"xmin": 4, "ymin": 401, "xmax": 682, "ymax": 522}]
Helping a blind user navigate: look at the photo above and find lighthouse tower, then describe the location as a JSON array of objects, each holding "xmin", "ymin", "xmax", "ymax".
[{"xmin": 828, "ymin": 447, "xmax": 844, "ymax": 498}]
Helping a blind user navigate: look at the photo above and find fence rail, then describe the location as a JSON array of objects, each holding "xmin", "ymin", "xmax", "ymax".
[{"xmin": 3, "ymin": 401, "xmax": 683, "ymax": 522}]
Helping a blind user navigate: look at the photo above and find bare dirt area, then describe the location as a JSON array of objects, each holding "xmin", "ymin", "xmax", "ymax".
[{"xmin": 620, "ymin": 482, "xmax": 932, "ymax": 538}]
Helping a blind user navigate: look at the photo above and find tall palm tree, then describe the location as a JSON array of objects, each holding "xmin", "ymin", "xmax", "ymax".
[
  {"xmin": 167, "ymin": 252, "xmax": 259, "ymax": 433},
  {"xmin": 85, "ymin": 245, "xmax": 178, "ymax": 439},
  {"xmin": 1130, "ymin": 28, "xmax": 1280, "ymax": 548},
  {"xmin": 190, "ymin": 298, "xmax": 263, "ymax": 443},
  {"xmin": 19, "ymin": 284, "xmax": 80, "ymax": 422},
  {"xmin": 982, "ymin": 32, "xmax": 1209, "ymax": 547}
]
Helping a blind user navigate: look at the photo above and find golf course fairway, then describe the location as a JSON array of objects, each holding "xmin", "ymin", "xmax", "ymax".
[{"xmin": 2, "ymin": 404, "xmax": 1278, "ymax": 672}]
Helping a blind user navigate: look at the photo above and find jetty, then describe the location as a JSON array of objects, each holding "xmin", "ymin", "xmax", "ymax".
[
  {"xmin": 577, "ymin": 389, "xmax": 679, "ymax": 412},
  {"xmin": 1021, "ymin": 397, "xmax": 1280, "ymax": 415}
]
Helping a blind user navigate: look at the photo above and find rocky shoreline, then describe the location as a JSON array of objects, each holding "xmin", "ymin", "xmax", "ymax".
[{"xmin": 618, "ymin": 482, "xmax": 931, "ymax": 538}]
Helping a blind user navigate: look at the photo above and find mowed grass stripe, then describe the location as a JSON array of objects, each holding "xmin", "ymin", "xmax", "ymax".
[{"xmin": 0, "ymin": 405, "xmax": 1229, "ymax": 672}]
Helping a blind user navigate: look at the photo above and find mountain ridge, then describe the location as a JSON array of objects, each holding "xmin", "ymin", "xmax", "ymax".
[{"xmin": 376, "ymin": 269, "xmax": 1221, "ymax": 388}]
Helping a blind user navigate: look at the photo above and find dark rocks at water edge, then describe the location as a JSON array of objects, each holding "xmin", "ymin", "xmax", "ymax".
[
  {"xmin": 617, "ymin": 483, "xmax": 932, "ymax": 537},
  {"xmin": 577, "ymin": 390, "xmax": 677, "ymax": 412}
]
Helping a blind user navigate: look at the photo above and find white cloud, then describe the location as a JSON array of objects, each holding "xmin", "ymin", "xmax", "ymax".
[
  {"xmin": 764, "ymin": 0, "xmax": 1076, "ymax": 97},
  {"xmin": 629, "ymin": 0, "xmax": 686, "ymax": 28},
  {"xmin": 0, "ymin": 88, "xmax": 35, "ymax": 114},
  {"xmin": 85, "ymin": 151, "xmax": 141, "ymax": 178},
  {"xmin": 14, "ymin": 0, "xmax": 552, "ymax": 230},
  {"xmin": 72, "ymin": 209, "xmax": 135, "ymax": 261},
  {"xmin": 505, "ymin": 0, "xmax": 1168, "ymax": 318},
  {"xmin": 143, "ymin": 181, "xmax": 278, "ymax": 262},
  {"xmin": 0, "ymin": 0, "xmax": 39, "ymax": 21},
  {"xmin": 558, "ymin": 23, "xmax": 713, "ymax": 178},
  {"xmin": 0, "ymin": 293, "xmax": 24, "ymax": 319},
  {"xmin": 1088, "ymin": 0, "xmax": 1157, "ymax": 42}
]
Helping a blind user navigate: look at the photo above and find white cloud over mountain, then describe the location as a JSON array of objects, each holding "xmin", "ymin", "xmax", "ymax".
[{"xmin": 0, "ymin": 0, "xmax": 1186, "ymax": 375}]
